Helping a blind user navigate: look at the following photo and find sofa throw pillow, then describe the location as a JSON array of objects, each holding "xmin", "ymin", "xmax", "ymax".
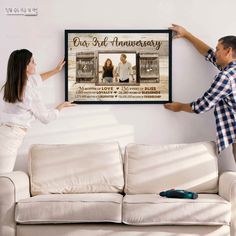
[
  {"xmin": 124, "ymin": 141, "xmax": 218, "ymax": 194},
  {"xmin": 29, "ymin": 142, "xmax": 124, "ymax": 196}
]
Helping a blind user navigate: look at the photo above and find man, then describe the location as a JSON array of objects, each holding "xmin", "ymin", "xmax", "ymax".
[
  {"xmin": 116, "ymin": 53, "xmax": 134, "ymax": 83},
  {"xmin": 164, "ymin": 24, "xmax": 236, "ymax": 160}
]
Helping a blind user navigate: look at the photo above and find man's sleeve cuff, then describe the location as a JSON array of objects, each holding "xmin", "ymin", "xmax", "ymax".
[
  {"xmin": 190, "ymin": 101, "xmax": 198, "ymax": 114},
  {"xmin": 205, "ymin": 48, "xmax": 214, "ymax": 61}
]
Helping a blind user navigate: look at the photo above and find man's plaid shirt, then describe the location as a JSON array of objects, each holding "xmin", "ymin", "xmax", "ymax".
[{"xmin": 191, "ymin": 49, "xmax": 236, "ymax": 154}]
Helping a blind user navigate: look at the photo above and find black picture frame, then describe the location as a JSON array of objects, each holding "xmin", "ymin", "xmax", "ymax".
[{"xmin": 65, "ymin": 29, "xmax": 172, "ymax": 104}]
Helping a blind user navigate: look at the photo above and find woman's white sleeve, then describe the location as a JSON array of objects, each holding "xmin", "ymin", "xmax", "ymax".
[
  {"xmin": 29, "ymin": 89, "xmax": 59, "ymax": 124},
  {"xmin": 31, "ymin": 74, "xmax": 43, "ymax": 88}
]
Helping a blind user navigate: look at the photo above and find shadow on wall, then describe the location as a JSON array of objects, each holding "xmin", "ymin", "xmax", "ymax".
[{"xmin": 15, "ymin": 105, "xmax": 135, "ymax": 172}]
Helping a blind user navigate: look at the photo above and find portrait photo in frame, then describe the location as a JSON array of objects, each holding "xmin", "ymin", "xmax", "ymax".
[{"xmin": 65, "ymin": 30, "xmax": 172, "ymax": 104}]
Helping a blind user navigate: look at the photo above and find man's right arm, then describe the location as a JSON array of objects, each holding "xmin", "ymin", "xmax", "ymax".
[
  {"xmin": 164, "ymin": 72, "xmax": 232, "ymax": 114},
  {"xmin": 169, "ymin": 24, "xmax": 211, "ymax": 56}
]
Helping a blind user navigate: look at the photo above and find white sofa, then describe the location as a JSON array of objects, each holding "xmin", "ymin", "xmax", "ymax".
[{"xmin": 0, "ymin": 141, "xmax": 236, "ymax": 236}]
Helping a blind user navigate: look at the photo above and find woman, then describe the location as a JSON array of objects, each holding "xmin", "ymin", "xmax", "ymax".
[
  {"xmin": 102, "ymin": 58, "xmax": 114, "ymax": 83},
  {"xmin": 0, "ymin": 49, "xmax": 73, "ymax": 173}
]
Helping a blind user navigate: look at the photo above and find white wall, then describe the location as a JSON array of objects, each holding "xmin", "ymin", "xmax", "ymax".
[{"xmin": 0, "ymin": 0, "xmax": 236, "ymax": 173}]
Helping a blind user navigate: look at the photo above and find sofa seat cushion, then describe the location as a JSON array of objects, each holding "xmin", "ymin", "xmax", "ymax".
[
  {"xmin": 123, "ymin": 194, "xmax": 230, "ymax": 226},
  {"xmin": 16, "ymin": 193, "xmax": 122, "ymax": 224}
]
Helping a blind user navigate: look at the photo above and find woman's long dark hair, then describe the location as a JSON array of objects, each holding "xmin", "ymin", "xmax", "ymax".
[
  {"xmin": 2, "ymin": 49, "xmax": 32, "ymax": 103},
  {"xmin": 103, "ymin": 58, "xmax": 113, "ymax": 70}
]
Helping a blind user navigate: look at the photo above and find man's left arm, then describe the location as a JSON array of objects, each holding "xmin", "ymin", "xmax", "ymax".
[{"xmin": 164, "ymin": 73, "xmax": 232, "ymax": 113}]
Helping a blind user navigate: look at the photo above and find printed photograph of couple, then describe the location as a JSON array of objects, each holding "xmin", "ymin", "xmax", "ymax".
[{"xmin": 99, "ymin": 53, "xmax": 136, "ymax": 84}]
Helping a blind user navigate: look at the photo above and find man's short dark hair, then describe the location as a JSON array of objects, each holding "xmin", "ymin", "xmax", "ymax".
[
  {"xmin": 121, "ymin": 53, "xmax": 127, "ymax": 59},
  {"xmin": 219, "ymin": 35, "xmax": 236, "ymax": 58}
]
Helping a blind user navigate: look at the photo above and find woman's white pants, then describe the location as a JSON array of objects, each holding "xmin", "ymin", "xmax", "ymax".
[{"xmin": 0, "ymin": 125, "xmax": 26, "ymax": 173}]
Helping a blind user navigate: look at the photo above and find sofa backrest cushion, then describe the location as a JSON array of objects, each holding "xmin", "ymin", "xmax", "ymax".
[
  {"xmin": 29, "ymin": 142, "xmax": 124, "ymax": 196},
  {"xmin": 124, "ymin": 141, "xmax": 218, "ymax": 194}
]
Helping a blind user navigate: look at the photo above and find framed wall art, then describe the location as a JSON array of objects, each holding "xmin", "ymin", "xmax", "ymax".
[{"xmin": 65, "ymin": 30, "xmax": 172, "ymax": 104}]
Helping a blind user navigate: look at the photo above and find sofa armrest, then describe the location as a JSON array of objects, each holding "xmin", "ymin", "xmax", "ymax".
[
  {"xmin": 219, "ymin": 171, "xmax": 236, "ymax": 236},
  {"xmin": 219, "ymin": 171, "xmax": 236, "ymax": 201},
  {"xmin": 0, "ymin": 171, "xmax": 30, "ymax": 236}
]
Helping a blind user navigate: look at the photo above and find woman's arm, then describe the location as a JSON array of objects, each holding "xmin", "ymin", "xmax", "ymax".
[
  {"xmin": 56, "ymin": 102, "xmax": 75, "ymax": 111},
  {"xmin": 40, "ymin": 60, "xmax": 65, "ymax": 81},
  {"xmin": 27, "ymin": 86, "xmax": 74, "ymax": 124}
]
